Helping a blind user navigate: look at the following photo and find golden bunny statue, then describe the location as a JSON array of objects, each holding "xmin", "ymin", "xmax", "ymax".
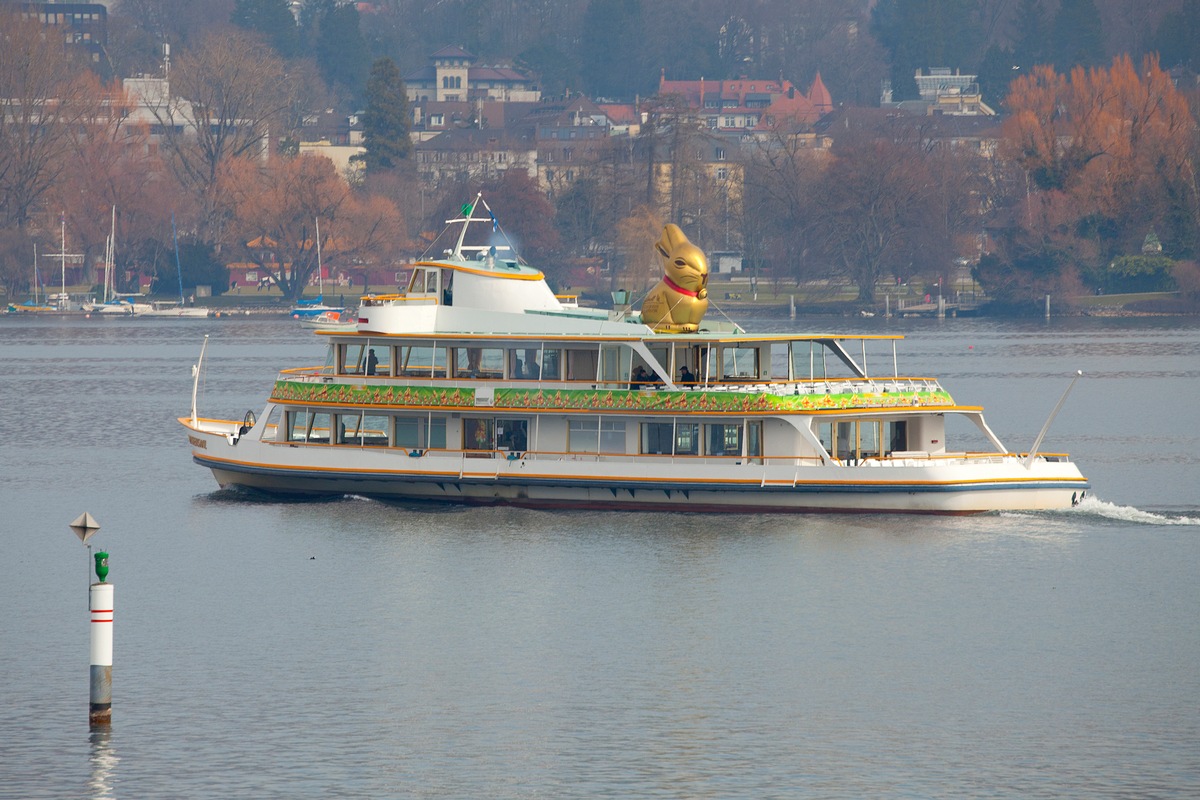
[{"xmin": 640, "ymin": 224, "xmax": 709, "ymax": 333}]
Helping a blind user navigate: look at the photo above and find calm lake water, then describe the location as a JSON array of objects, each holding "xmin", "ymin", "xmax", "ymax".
[{"xmin": 2, "ymin": 314, "xmax": 1198, "ymax": 799}]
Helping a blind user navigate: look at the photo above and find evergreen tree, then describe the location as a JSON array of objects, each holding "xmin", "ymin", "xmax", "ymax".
[
  {"xmin": 359, "ymin": 58, "xmax": 411, "ymax": 174},
  {"xmin": 1051, "ymin": 0, "xmax": 1105, "ymax": 71},
  {"xmin": 871, "ymin": 0, "xmax": 983, "ymax": 100},
  {"xmin": 316, "ymin": 2, "xmax": 369, "ymax": 98},
  {"xmin": 231, "ymin": 0, "xmax": 299, "ymax": 58},
  {"xmin": 1152, "ymin": 4, "xmax": 1200, "ymax": 71},
  {"xmin": 976, "ymin": 44, "xmax": 1017, "ymax": 107},
  {"xmin": 580, "ymin": 0, "xmax": 649, "ymax": 99},
  {"xmin": 1011, "ymin": 0, "xmax": 1051, "ymax": 70}
]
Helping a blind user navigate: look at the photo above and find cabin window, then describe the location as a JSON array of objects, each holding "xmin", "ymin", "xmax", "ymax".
[
  {"xmin": 464, "ymin": 417, "xmax": 527, "ymax": 452},
  {"xmin": 340, "ymin": 343, "xmax": 387, "ymax": 376},
  {"xmin": 395, "ymin": 416, "xmax": 446, "ymax": 449},
  {"xmin": 397, "ymin": 345, "xmax": 447, "ymax": 377},
  {"xmin": 707, "ymin": 423, "xmax": 743, "ymax": 456},
  {"xmin": 821, "ymin": 419, "xmax": 885, "ymax": 461},
  {"xmin": 463, "ymin": 418, "xmax": 494, "ymax": 452},
  {"xmin": 338, "ymin": 412, "xmax": 390, "ymax": 446},
  {"xmin": 888, "ymin": 421, "xmax": 908, "ymax": 453},
  {"xmin": 768, "ymin": 343, "xmax": 790, "ymax": 380},
  {"xmin": 599, "ymin": 344, "xmax": 631, "ymax": 383},
  {"xmin": 721, "ymin": 346, "xmax": 759, "ymax": 380},
  {"xmin": 513, "ymin": 348, "xmax": 542, "ymax": 380},
  {"xmin": 566, "ymin": 348, "xmax": 598, "ymax": 381},
  {"xmin": 286, "ymin": 410, "xmax": 312, "ymax": 442},
  {"xmin": 454, "ymin": 347, "xmax": 504, "ymax": 379},
  {"xmin": 508, "ymin": 349, "xmax": 543, "ymax": 380},
  {"xmin": 568, "ymin": 418, "xmax": 626, "ymax": 453},
  {"xmin": 495, "ymin": 418, "xmax": 528, "ymax": 452},
  {"xmin": 288, "ymin": 410, "xmax": 331, "ymax": 443},
  {"xmin": 792, "ymin": 342, "xmax": 827, "ymax": 381},
  {"xmin": 747, "ymin": 421, "xmax": 763, "ymax": 463},
  {"xmin": 539, "ymin": 348, "xmax": 562, "ymax": 379},
  {"xmin": 641, "ymin": 421, "xmax": 699, "ymax": 455}
]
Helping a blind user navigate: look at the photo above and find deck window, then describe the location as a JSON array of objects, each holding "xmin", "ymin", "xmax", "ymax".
[
  {"xmin": 566, "ymin": 348, "xmax": 598, "ymax": 381},
  {"xmin": 338, "ymin": 412, "xmax": 390, "ymax": 446},
  {"xmin": 539, "ymin": 348, "xmax": 562, "ymax": 380},
  {"xmin": 792, "ymin": 342, "xmax": 827, "ymax": 381},
  {"xmin": 339, "ymin": 343, "xmax": 390, "ymax": 376},
  {"xmin": 747, "ymin": 421, "xmax": 763, "ymax": 463},
  {"xmin": 288, "ymin": 410, "xmax": 331, "ymax": 443},
  {"xmin": 568, "ymin": 418, "xmax": 626, "ymax": 453},
  {"xmin": 599, "ymin": 344, "xmax": 631, "ymax": 383},
  {"xmin": 641, "ymin": 421, "xmax": 699, "ymax": 455},
  {"xmin": 395, "ymin": 416, "xmax": 447, "ymax": 449},
  {"xmin": 464, "ymin": 417, "xmax": 527, "ymax": 452},
  {"xmin": 464, "ymin": 418, "xmax": 494, "ymax": 451},
  {"xmin": 454, "ymin": 347, "xmax": 504, "ymax": 379},
  {"xmin": 821, "ymin": 419, "xmax": 885, "ymax": 461},
  {"xmin": 707, "ymin": 423, "xmax": 742, "ymax": 456},
  {"xmin": 721, "ymin": 346, "xmax": 759, "ymax": 380},
  {"xmin": 397, "ymin": 345, "xmax": 447, "ymax": 378}
]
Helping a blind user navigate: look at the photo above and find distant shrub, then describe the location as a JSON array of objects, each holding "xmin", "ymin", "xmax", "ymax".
[{"xmin": 1104, "ymin": 255, "xmax": 1176, "ymax": 293}]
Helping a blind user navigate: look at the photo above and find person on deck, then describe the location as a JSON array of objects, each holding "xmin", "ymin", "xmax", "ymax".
[
  {"xmin": 366, "ymin": 348, "xmax": 379, "ymax": 376},
  {"xmin": 679, "ymin": 365, "xmax": 695, "ymax": 384}
]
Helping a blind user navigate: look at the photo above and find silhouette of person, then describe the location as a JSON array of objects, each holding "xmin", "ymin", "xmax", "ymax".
[
  {"xmin": 679, "ymin": 366, "xmax": 694, "ymax": 383},
  {"xmin": 366, "ymin": 348, "xmax": 379, "ymax": 376}
]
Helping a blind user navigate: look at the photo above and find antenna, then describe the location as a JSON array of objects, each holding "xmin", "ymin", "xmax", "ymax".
[{"xmin": 163, "ymin": 43, "xmax": 170, "ymax": 77}]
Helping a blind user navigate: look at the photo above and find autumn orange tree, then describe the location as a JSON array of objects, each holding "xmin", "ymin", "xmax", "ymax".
[
  {"xmin": 227, "ymin": 153, "xmax": 404, "ymax": 302},
  {"xmin": 999, "ymin": 54, "xmax": 1198, "ymax": 279}
]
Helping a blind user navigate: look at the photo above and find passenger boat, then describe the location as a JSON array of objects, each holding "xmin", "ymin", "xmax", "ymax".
[
  {"xmin": 180, "ymin": 196, "xmax": 1089, "ymax": 514},
  {"xmin": 141, "ymin": 300, "xmax": 210, "ymax": 318},
  {"xmin": 299, "ymin": 309, "xmax": 357, "ymax": 330}
]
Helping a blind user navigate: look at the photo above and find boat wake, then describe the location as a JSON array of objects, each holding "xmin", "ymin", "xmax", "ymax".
[{"xmin": 1067, "ymin": 495, "xmax": 1200, "ymax": 526}]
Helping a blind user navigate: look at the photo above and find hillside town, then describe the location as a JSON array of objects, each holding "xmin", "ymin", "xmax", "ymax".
[{"xmin": 2, "ymin": 0, "xmax": 1199, "ymax": 313}]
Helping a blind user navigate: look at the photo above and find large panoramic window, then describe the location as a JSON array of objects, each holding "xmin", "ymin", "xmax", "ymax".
[
  {"xmin": 720, "ymin": 346, "xmax": 759, "ymax": 380},
  {"xmin": 568, "ymin": 418, "xmax": 626, "ymax": 453},
  {"xmin": 288, "ymin": 410, "xmax": 331, "ymax": 444},
  {"xmin": 395, "ymin": 416, "xmax": 447, "ymax": 450},
  {"xmin": 641, "ymin": 421, "xmax": 699, "ymax": 455},
  {"xmin": 707, "ymin": 423, "xmax": 743, "ymax": 456},
  {"xmin": 396, "ymin": 345, "xmax": 447, "ymax": 378},
  {"xmin": 454, "ymin": 347, "xmax": 504, "ymax": 379},
  {"xmin": 337, "ymin": 413, "xmax": 390, "ymax": 446},
  {"xmin": 820, "ymin": 419, "xmax": 886, "ymax": 461}
]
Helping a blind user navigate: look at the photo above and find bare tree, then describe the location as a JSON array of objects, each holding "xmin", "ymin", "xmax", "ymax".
[
  {"xmin": 0, "ymin": 14, "xmax": 93, "ymax": 231},
  {"xmin": 142, "ymin": 30, "xmax": 294, "ymax": 246}
]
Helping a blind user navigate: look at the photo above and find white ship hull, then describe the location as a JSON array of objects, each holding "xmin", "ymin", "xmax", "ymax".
[{"xmin": 184, "ymin": 420, "xmax": 1087, "ymax": 514}]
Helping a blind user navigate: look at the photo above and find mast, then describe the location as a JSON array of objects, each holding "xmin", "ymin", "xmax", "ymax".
[
  {"xmin": 173, "ymin": 213, "xmax": 185, "ymax": 304},
  {"xmin": 60, "ymin": 214, "xmax": 66, "ymax": 303},
  {"xmin": 315, "ymin": 217, "xmax": 323, "ymax": 299},
  {"xmin": 452, "ymin": 193, "xmax": 481, "ymax": 257}
]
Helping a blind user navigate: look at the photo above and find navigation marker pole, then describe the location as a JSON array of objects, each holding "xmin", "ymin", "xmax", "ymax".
[
  {"xmin": 70, "ymin": 513, "xmax": 112, "ymax": 726},
  {"xmin": 89, "ymin": 555, "xmax": 113, "ymax": 727}
]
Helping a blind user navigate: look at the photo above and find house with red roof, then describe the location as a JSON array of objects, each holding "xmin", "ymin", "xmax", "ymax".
[{"xmin": 656, "ymin": 72, "xmax": 833, "ymax": 133}]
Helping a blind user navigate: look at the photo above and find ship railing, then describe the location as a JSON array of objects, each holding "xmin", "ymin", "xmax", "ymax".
[
  {"xmin": 714, "ymin": 377, "xmax": 944, "ymax": 395},
  {"xmin": 358, "ymin": 293, "xmax": 439, "ymax": 307},
  {"xmin": 275, "ymin": 369, "xmax": 945, "ymax": 396}
]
